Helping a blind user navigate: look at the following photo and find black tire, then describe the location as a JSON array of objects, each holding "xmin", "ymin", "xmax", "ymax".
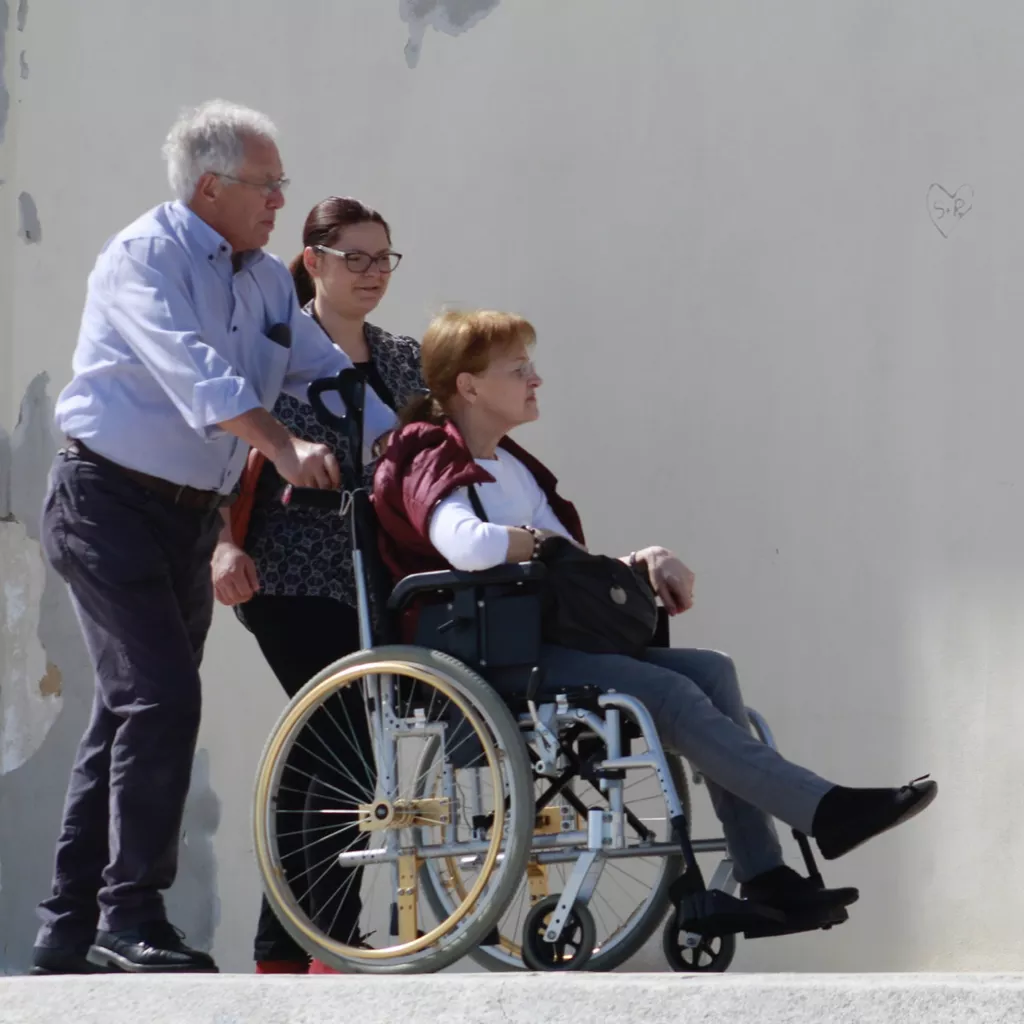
[
  {"xmin": 662, "ymin": 915, "xmax": 737, "ymax": 973},
  {"xmin": 521, "ymin": 895, "xmax": 596, "ymax": 972}
]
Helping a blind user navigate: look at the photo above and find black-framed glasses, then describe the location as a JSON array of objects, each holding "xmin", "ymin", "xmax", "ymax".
[
  {"xmin": 315, "ymin": 245, "xmax": 403, "ymax": 274},
  {"xmin": 215, "ymin": 173, "xmax": 290, "ymax": 197}
]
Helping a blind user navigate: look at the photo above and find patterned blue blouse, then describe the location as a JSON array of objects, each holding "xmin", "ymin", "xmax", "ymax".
[{"xmin": 243, "ymin": 314, "xmax": 424, "ymax": 607}]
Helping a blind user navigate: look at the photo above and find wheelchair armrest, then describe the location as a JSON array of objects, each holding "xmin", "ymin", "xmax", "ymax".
[{"xmin": 387, "ymin": 562, "xmax": 547, "ymax": 612}]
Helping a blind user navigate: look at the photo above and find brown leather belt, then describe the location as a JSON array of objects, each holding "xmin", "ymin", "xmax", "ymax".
[{"xmin": 66, "ymin": 439, "xmax": 235, "ymax": 512}]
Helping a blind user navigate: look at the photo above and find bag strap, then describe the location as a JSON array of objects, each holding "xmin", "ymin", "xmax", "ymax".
[
  {"xmin": 467, "ymin": 483, "xmax": 489, "ymax": 522},
  {"xmin": 229, "ymin": 449, "xmax": 268, "ymax": 546}
]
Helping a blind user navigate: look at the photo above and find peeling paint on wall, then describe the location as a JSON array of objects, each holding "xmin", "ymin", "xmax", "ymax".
[
  {"xmin": 0, "ymin": 371, "xmax": 85, "ymax": 972},
  {"xmin": 17, "ymin": 191, "xmax": 40, "ymax": 242},
  {"xmin": 16, "ymin": 0, "xmax": 25, "ymax": 32},
  {"xmin": 166, "ymin": 749, "xmax": 221, "ymax": 952},
  {"xmin": 400, "ymin": 0, "xmax": 501, "ymax": 68},
  {"xmin": 0, "ymin": 519, "xmax": 61, "ymax": 774},
  {"xmin": 0, "ymin": 375, "xmax": 64, "ymax": 775},
  {"xmin": 9, "ymin": 373, "xmax": 59, "ymax": 528},
  {"xmin": 0, "ymin": 427, "xmax": 10, "ymax": 520},
  {"xmin": 19, "ymin": 51, "xmax": 26, "ymax": 79},
  {"xmin": 0, "ymin": 1, "xmax": 10, "ymax": 145},
  {"xmin": 37, "ymin": 661, "xmax": 61, "ymax": 697}
]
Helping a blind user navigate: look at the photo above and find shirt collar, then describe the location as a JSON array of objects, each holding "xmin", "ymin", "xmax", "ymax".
[{"xmin": 166, "ymin": 201, "xmax": 265, "ymax": 270}]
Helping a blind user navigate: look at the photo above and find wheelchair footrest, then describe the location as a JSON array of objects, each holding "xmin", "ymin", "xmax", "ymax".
[
  {"xmin": 678, "ymin": 888, "xmax": 785, "ymax": 937},
  {"xmin": 743, "ymin": 903, "xmax": 850, "ymax": 940}
]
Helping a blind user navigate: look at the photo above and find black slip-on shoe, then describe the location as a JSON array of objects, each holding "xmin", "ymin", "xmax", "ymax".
[
  {"xmin": 813, "ymin": 776, "xmax": 938, "ymax": 861},
  {"xmin": 740, "ymin": 865, "xmax": 860, "ymax": 915}
]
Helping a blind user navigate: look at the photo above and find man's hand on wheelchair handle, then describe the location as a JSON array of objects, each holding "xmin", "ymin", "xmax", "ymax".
[
  {"xmin": 635, "ymin": 546, "xmax": 694, "ymax": 615},
  {"xmin": 212, "ymin": 540, "xmax": 261, "ymax": 606},
  {"xmin": 271, "ymin": 436, "xmax": 341, "ymax": 489}
]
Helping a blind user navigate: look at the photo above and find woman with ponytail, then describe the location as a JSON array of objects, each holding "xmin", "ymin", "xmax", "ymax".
[{"xmin": 211, "ymin": 197, "xmax": 423, "ymax": 974}]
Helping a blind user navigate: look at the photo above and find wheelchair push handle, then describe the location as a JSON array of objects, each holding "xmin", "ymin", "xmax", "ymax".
[
  {"xmin": 303, "ymin": 366, "xmax": 368, "ymax": 488},
  {"xmin": 308, "ymin": 368, "xmax": 366, "ymax": 441},
  {"xmin": 280, "ymin": 484, "xmax": 344, "ymax": 511},
  {"xmin": 275, "ymin": 369, "xmax": 368, "ymax": 513}
]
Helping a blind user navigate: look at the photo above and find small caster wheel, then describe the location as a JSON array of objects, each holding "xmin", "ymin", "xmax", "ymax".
[
  {"xmin": 662, "ymin": 915, "xmax": 736, "ymax": 973},
  {"xmin": 521, "ymin": 894, "xmax": 595, "ymax": 971}
]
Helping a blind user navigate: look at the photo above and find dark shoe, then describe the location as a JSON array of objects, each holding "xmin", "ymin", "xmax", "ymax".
[
  {"xmin": 743, "ymin": 903, "xmax": 851, "ymax": 940},
  {"xmin": 812, "ymin": 776, "xmax": 938, "ymax": 861},
  {"xmin": 31, "ymin": 945, "xmax": 118, "ymax": 975},
  {"xmin": 740, "ymin": 865, "xmax": 859, "ymax": 915},
  {"xmin": 88, "ymin": 921, "xmax": 219, "ymax": 973}
]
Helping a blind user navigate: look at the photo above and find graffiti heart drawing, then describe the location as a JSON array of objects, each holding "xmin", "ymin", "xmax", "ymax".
[{"xmin": 927, "ymin": 183, "xmax": 974, "ymax": 238}]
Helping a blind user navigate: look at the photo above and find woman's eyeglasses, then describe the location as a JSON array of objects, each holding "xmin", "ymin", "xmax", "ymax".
[{"xmin": 315, "ymin": 245, "xmax": 403, "ymax": 274}]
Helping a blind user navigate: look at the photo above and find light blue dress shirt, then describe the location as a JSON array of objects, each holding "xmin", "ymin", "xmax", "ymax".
[{"xmin": 54, "ymin": 201, "xmax": 395, "ymax": 494}]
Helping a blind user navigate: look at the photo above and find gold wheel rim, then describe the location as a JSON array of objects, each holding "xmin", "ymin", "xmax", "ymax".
[{"xmin": 254, "ymin": 657, "xmax": 507, "ymax": 962}]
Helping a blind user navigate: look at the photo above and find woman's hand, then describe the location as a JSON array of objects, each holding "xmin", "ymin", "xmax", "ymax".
[
  {"xmin": 634, "ymin": 546, "xmax": 694, "ymax": 615},
  {"xmin": 212, "ymin": 540, "xmax": 261, "ymax": 606}
]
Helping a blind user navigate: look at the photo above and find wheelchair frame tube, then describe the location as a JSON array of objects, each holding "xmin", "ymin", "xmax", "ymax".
[
  {"xmin": 335, "ymin": 833, "xmax": 728, "ymax": 868},
  {"xmin": 348, "ymin": 496, "xmax": 374, "ymax": 652},
  {"xmin": 602, "ymin": 707, "xmax": 626, "ymax": 850}
]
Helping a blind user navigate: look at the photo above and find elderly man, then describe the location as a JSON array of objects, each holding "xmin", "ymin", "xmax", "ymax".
[{"xmin": 31, "ymin": 100, "xmax": 395, "ymax": 975}]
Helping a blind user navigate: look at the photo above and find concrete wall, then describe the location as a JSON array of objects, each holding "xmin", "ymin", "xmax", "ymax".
[{"xmin": 1, "ymin": 0, "xmax": 1020, "ymax": 973}]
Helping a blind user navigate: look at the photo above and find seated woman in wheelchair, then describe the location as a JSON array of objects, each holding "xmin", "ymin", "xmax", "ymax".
[{"xmin": 372, "ymin": 308, "xmax": 937, "ymax": 926}]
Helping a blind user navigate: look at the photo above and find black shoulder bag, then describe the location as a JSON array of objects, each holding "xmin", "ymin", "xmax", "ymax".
[{"xmin": 467, "ymin": 486, "xmax": 659, "ymax": 659}]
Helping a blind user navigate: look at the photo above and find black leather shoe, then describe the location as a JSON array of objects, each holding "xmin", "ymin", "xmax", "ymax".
[
  {"xmin": 813, "ymin": 776, "xmax": 939, "ymax": 861},
  {"xmin": 31, "ymin": 946, "xmax": 118, "ymax": 975},
  {"xmin": 87, "ymin": 921, "xmax": 219, "ymax": 973},
  {"xmin": 740, "ymin": 865, "xmax": 859, "ymax": 915}
]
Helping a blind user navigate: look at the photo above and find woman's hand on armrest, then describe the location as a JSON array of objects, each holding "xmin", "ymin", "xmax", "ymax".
[{"xmin": 628, "ymin": 546, "xmax": 695, "ymax": 615}]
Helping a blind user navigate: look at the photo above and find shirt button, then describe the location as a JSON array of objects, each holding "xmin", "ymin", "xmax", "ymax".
[
  {"xmin": 232, "ymin": 326, "xmax": 238, "ymax": 332},
  {"xmin": 207, "ymin": 254, "xmax": 214, "ymax": 261}
]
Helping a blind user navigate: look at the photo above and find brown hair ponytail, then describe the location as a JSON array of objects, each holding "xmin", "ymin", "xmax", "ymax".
[
  {"xmin": 289, "ymin": 252, "xmax": 316, "ymax": 306},
  {"xmin": 397, "ymin": 392, "xmax": 446, "ymax": 427}
]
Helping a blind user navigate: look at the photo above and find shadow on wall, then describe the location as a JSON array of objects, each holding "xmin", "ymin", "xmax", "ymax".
[
  {"xmin": 0, "ymin": 376, "xmax": 221, "ymax": 972},
  {"xmin": 165, "ymin": 749, "xmax": 221, "ymax": 953}
]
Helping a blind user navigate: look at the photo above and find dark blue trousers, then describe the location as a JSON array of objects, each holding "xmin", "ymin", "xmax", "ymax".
[{"xmin": 35, "ymin": 450, "xmax": 220, "ymax": 948}]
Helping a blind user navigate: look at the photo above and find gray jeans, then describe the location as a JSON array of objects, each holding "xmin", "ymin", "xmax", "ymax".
[{"xmin": 538, "ymin": 645, "xmax": 834, "ymax": 882}]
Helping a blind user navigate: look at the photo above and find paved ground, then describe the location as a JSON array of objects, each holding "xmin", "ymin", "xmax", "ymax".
[{"xmin": 2, "ymin": 973, "xmax": 1024, "ymax": 1024}]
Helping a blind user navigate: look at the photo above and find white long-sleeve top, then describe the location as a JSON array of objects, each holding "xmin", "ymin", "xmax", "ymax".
[{"xmin": 428, "ymin": 448, "xmax": 572, "ymax": 571}]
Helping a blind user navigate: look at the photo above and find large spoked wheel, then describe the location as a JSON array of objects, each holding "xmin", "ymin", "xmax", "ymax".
[
  {"xmin": 420, "ymin": 729, "xmax": 690, "ymax": 972},
  {"xmin": 253, "ymin": 646, "xmax": 534, "ymax": 974}
]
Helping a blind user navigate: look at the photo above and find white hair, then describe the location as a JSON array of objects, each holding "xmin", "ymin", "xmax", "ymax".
[{"xmin": 162, "ymin": 99, "xmax": 278, "ymax": 202}]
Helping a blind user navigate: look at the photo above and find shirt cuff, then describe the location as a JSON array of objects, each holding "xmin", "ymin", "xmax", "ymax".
[{"xmin": 191, "ymin": 377, "xmax": 262, "ymax": 438}]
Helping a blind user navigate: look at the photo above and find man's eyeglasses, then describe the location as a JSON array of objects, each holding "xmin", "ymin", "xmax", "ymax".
[
  {"xmin": 215, "ymin": 173, "xmax": 290, "ymax": 197},
  {"xmin": 315, "ymin": 245, "xmax": 403, "ymax": 274}
]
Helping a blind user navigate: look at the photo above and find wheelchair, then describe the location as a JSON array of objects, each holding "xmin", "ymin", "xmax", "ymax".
[{"xmin": 251, "ymin": 370, "xmax": 851, "ymax": 974}]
